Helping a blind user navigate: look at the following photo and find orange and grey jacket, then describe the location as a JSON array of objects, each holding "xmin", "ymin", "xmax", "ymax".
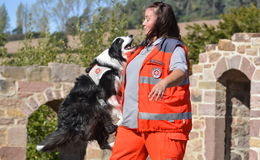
[{"xmin": 122, "ymin": 38, "xmax": 192, "ymax": 134}]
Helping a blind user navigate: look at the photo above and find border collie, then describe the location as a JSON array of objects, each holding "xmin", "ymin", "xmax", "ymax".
[{"xmin": 36, "ymin": 35, "xmax": 134, "ymax": 160}]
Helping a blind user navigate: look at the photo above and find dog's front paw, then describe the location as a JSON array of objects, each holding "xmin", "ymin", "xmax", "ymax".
[{"xmin": 105, "ymin": 124, "xmax": 117, "ymax": 134}]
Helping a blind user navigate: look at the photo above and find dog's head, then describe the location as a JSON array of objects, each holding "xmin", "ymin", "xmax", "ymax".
[{"xmin": 108, "ymin": 35, "xmax": 135, "ymax": 62}]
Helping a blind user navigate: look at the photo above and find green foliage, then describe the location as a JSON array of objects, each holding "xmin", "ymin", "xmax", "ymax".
[
  {"xmin": 183, "ymin": 4, "xmax": 260, "ymax": 66},
  {"xmin": 48, "ymin": 32, "xmax": 69, "ymax": 51},
  {"xmin": 27, "ymin": 105, "xmax": 59, "ymax": 160},
  {"xmin": 0, "ymin": 4, "xmax": 9, "ymax": 33}
]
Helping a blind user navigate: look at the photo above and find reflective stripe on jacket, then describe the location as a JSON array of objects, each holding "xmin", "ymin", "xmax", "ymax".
[{"xmin": 122, "ymin": 38, "xmax": 192, "ymax": 133}]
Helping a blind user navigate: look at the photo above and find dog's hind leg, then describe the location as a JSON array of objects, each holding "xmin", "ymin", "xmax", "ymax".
[{"xmin": 58, "ymin": 141, "xmax": 87, "ymax": 160}]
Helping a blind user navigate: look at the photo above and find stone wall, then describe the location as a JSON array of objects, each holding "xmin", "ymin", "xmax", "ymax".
[
  {"xmin": 186, "ymin": 33, "xmax": 260, "ymax": 160},
  {"xmin": 0, "ymin": 33, "xmax": 260, "ymax": 160}
]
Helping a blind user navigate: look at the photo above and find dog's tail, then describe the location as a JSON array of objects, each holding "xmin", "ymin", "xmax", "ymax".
[{"xmin": 36, "ymin": 129, "xmax": 73, "ymax": 152}]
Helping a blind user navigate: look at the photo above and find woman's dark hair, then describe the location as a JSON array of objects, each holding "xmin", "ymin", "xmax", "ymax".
[{"xmin": 144, "ymin": 2, "xmax": 181, "ymax": 45}]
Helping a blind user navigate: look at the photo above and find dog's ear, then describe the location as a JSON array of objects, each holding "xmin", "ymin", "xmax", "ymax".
[{"xmin": 109, "ymin": 38, "xmax": 123, "ymax": 56}]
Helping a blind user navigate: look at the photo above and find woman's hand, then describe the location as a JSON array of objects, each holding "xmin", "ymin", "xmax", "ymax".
[
  {"xmin": 148, "ymin": 80, "xmax": 167, "ymax": 101},
  {"xmin": 148, "ymin": 69, "xmax": 186, "ymax": 101}
]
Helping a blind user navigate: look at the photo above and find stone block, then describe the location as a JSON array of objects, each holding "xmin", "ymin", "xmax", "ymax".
[
  {"xmin": 254, "ymin": 57, "xmax": 260, "ymax": 66},
  {"xmin": 0, "ymin": 79, "xmax": 16, "ymax": 97},
  {"xmin": 249, "ymin": 138, "xmax": 260, "ymax": 147},
  {"xmin": 209, "ymin": 52, "xmax": 221, "ymax": 63},
  {"xmin": 35, "ymin": 93, "xmax": 47, "ymax": 106},
  {"xmin": 189, "ymin": 131, "xmax": 199, "ymax": 139},
  {"xmin": 245, "ymin": 48, "xmax": 257, "ymax": 56},
  {"xmin": 204, "ymin": 91, "xmax": 215, "ymax": 103},
  {"xmin": 214, "ymin": 57, "xmax": 228, "ymax": 79},
  {"xmin": 45, "ymin": 88, "xmax": 54, "ymax": 102},
  {"xmin": 193, "ymin": 120, "xmax": 204, "ymax": 130},
  {"xmin": 0, "ymin": 147, "xmax": 26, "ymax": 160},
  {"xmin": 49, "ymin": 63, "xmax": 81, "ymax": 82},
  {"xmin": 249, "ymin": 149, "xmax": 258, "ymax": 160},
  {"xmin": 252, "ymin": 69, "xmax": 260, "ymax": 81},
  {"xmin": 203, "ymin": 69, "xmax": 215, "ymax": 81},
  {"xmin": 18, "ymin": 81, "xmax": 53, "ymax": 93},
  {"xmin": 251, "ymin": 82, "xmax": 260, "ymax": 94},
  {"xmin": 6, "ymin": 108, "xmax": 25, "ymax": 118},
  {"xmin": 250, "ymin": 110, "xmax": 260, "ymax": 117},
  {"xmin": 228, "ymin": 55, "xmax": 241, "ymax": 69},
  {"xmin": 231, "ymin": 33, "xmax": 251, "ymax": 42},
  {"xmin": 26, "ymin": 66, "xmax": 51, "ymax": 81},
  {"xmin": 198, "ymin": 104, "xmax": 216, "ymax": 116},
  {"xmin": 1, "ymin": 66, "xmax": 26, "ymax": 80},
  {"xmin": 190, "ymin": 89, "xmax": 202, "ymax": 102},
  {"xmin": 7, "ymin": 127, "xmax": 26, "ymax": 146},
  {"xmin": 218, "ymin": 39, "xmax": 235, "ymax": 51},
  {"xmin": 27, "ymin": 97, "xmax": 38, "ymax": 110},
  {"xmin": 198, "ymin": 81, "xmax": 216, "ymax": 89},
  {"xmin": 0, "ymin": 98, "xmax": 23, "ymax": 108},
  {"xmin": 205, "ymin": 44, "xmax": 217, "ymax": 52},
  {"xmin": 186, "ymin": 139, "xmax": 202, "ymax": 152},
  {"xmin": 240, "ymin": 57, "xmax": 255, "ymax": 79},
  {"xmin": 62, "ymin": 83, "xmax": 74, "ymax": 97},
  {"xmin": 192, "ymin": 64, "xmax": 203, "ymax": 73},
  {"xmin": 252, "ymin": 37, "xmax": 260, "ymax": 46},
  {"xmin": 199, "ymin": 53, "xmax": 207, "ymax": 63},
  {"xmin": 237, "ymin": 45, "xmax": 250, "ymax": 54},
  {"xmin": 250, "ymin": 120, "xmax": 260, "ymax": 137},
  {"xmin": 0, "ymin": 118, "xmax": 14, "ymax": 125}
]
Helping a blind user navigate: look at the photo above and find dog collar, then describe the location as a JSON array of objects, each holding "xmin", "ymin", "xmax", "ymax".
[{"xmin": 88, "ymin": 64, "xmax": 111, "ymax": 85}]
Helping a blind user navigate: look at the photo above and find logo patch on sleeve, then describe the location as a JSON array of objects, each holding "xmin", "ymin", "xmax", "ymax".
[{"xmin": 152, "ymin": 68, "xmax": 162, "ymax": 79}]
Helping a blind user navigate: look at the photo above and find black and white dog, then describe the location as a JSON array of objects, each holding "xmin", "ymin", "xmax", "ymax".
[{"xmin": 36, "ymin": 35, "xmax": 134, "ymax": 160}]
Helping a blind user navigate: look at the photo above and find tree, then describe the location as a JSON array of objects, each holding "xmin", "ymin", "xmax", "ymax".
[
  {"xmin": 183, "ymin": 4, "xmax": 260, "ymax": 66},
  {"xmin": 0, "ymin": 4, "xmax": 9, "ymax": 33},
  {"xmin": 15, "ymin": 3, "xmax": 25, "ymax": 34}
]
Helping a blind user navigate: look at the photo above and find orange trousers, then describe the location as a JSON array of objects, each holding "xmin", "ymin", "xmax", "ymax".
[{"xmin": 110, "ymin": 127, "xmax": 187, "ymax": 160}]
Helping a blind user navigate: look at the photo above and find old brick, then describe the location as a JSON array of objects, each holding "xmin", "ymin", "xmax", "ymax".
[
  {"xmin": 49, "ymin": 63, "xmax": 81, "ymax": 82},
  {"xmin": 237, "ymin": 45, "xmax": 250, "ymax": 54},
  {"xmin": 199, "ymin": 53, "xmax": 207, "ymax": 63},
  {"xmin": 189, "ymin": 131, "xmax": 199, "ymax": 139},
  {"xmin": 245, "ymin": 48, "xmax": 257, "ymax": 56},
  {"xmin": 218, "ymin": 39, "xmax": 235, "ymax": 51},
  {"xmin": 0, "ymin": 147, "xmax": 26, "ymax": 160},
  {"xmin": 204, "ymin": 91, "xmax": 215, "ymax": 103},
  {"xmin": 189, "ymin": 76, "xmax": 198, "ymax": 87},
  {"xmin": 231, "ymin": 33, "xmax": 251, "ymax": 42},
  {"xmin": 254, "ymin": 57, "xmax": 260, "ymax": 66},
  {"xmin": 190, "ymin": 89, "xmax": 202, "ymax": 102},
  {"xmin": 62, "ymin": 83, "xmax": 73, "ymax": 97},
  {"xmin": 0, "ymin": 79, "xmax": 16, "ymax": 97},
  {"xmin": 192, "ymin": 64, "xmax": 203, "ymax": 73},
  {"xmin": 249, "ymin": 149, "xmax": 258, "ymax": 160},
  {"xmin": 7, "ymin": 127, "xmax": 26, "ymax": 146},
  {"xmin": 2, "ymin": 66, "xmax": 26, "ymax": 79},
  {"xmin": 240, "ymin": 57, "xmax": 255, "ymax": 79},
  {"xmin": 45, "ymin": 88, "xmax": 54, "ymax": 102},
  {"xmin": 198, "ymin": 81, "xmax": 216, "ymax": 89},
  {"xmin": 249, "ymin": 138, "xmax": 260, "ymax": 147},
  {"xmin": 205, "ymin": 44, "xmax": 217, "ymax": 52},
  {"xmin": 252, "ymin": 69, "xmax": 260, "ymax": 81},
  {"xmin": 250, "ymin": 120, "xmax": 260, "ymax": 137},
  {"xmin": 252, "ymin": 37, "xmax": 260, "ymax": 46},
  {"xmin": 27, "ymin": 97, "xmax": 38, "ymax": 110},
  {"xmin": 6, "ymin": 108, "xmax": 25, "ymax": 117},
  {"xmin": 35, "ymin": 93, "xmax": 47, "ymax": 105},
  {"xmin": 193, "ymin": 120, "xmax": 204, "ymax": 129},
  {"xmin": 214, "ymin": 58, "xmax": 228, "ymax": 79},
  {"xmin": 250, "ymin": 110, "xmax": 260, "ymax": 117},
  {"xmin": 209, "ymin": 52, "xmax": 221, "ymax": 63},
  {"xmin": 251, "ymin": 82, "xmax": 260, "ymax": 94},
  {"xmin": 18, "ymin": 81, "xmax": 53, "ymax": 93},
  {"xmin": 0, "ymin": 118, "xmax": 14, "ymax": 125},
  {"xmin": 26, "ymin": 66, "xmax": 51, "ymax": 81},
  {"xmin": 203, "ymin": 69, "xmax": 215, "ymax": 80},
  {"xmin": 228, "ymin": 55, "xmax": 241, "ymax": 69},
  {"xmin": 198, "ymin": 104, "xmax": 216, "ymax": 116}
]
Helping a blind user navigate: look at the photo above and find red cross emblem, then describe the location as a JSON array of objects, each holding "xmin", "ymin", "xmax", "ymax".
[
  {"xmin": 152, "ymin": 68, "xmax": 162, "ymax": 78},
  {"xmin": 95, "ymin": 68, "xmax": 101, "ymax": 74}
]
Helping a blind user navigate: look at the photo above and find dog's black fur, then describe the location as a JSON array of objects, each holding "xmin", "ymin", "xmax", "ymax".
[{"xmin": 37, "ymin": 36, "xmax": 134, "ymax": 160}]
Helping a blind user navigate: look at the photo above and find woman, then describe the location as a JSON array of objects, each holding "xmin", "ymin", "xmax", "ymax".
[{"xmin": 110, "ymin": 2, "xmax": 192, "ymax": 160}]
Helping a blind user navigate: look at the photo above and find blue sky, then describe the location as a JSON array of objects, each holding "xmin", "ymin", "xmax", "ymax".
[{"xmin": 1, "ymin": 0, "xmax": 37, "ymax": 31}]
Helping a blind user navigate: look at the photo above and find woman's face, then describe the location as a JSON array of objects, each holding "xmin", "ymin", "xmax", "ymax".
[{"xmin": 143, "ymin": 8, "xmax": 157, "ymax": 35}]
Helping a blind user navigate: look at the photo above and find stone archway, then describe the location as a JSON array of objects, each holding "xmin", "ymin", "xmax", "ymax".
[
  {"xmin": 185, "ymin": 33, "xmax": 260, "ymax": 160},
  {"xmin": 217, "ymin": 69, "xmax": 250, "ymax": 160}
]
